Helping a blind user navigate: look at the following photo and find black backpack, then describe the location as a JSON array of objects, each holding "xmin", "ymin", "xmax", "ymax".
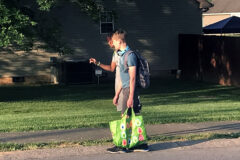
[{"xmin": 124, "ymin": 50, "xmax": 150, "ymax": 89}]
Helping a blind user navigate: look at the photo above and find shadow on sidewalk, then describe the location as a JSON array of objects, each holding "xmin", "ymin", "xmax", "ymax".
[
  {"xmin": 149, "ymin": 139, "xmax": 208, "ymax": 152},
  {"xmin": 154, "ymin": 123, "xmax": 240, "ymax": 136}
]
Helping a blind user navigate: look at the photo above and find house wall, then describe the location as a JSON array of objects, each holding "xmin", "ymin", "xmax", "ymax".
[
  {"xmin": 0, "ymin": 48, "xmax": 58, "ymax": 85},
  {"xmin": 53, "ymin": 0, "xmax": 202, "ymax": 77},
  {"xmin": 203, "ymin": 14, "xmax": 230, "ymax": 27},
  {"xmin": 0, "ymin": 0, "xmax": 202, "ymax": 84},
  {"xmin": 203, "ymin": 13, "xmax": 240, "ymax": 27}
]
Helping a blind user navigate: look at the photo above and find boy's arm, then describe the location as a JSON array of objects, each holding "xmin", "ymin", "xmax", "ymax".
[
  {"xmin": 99, "ymin": 61, "xmax": 116, "ymax": 72},
  {"xmin": 127, "ymin": 66, "xmax": 136, "ymax": 108},
  {"xmin": 89, "ymin": 58, "xmax": 116, "ymax": 72}
]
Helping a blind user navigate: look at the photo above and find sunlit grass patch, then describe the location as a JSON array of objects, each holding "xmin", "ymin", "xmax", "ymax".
[{"xmin": 1, "ymin": 79, "xmax": 240, "ymax": 132}]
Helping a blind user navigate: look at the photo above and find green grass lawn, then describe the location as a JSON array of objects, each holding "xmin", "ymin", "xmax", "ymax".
[{"xmin": 1, "ymin": 78, "xmax": 240, "ymax": 132}]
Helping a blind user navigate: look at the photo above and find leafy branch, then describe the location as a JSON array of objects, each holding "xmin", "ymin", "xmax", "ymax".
[{"xmin": 0, "ymin": 0, "xmax": 102, "ymax": 51}]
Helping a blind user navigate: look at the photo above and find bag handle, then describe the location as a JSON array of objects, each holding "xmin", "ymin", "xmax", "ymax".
[{"xmin": 122, "ymin": 108, "xmax": 136, "ymax": 119}]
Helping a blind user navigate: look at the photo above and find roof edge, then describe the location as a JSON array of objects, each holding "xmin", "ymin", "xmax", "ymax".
[{"xmin": 195, "ymin": 0, "xmax": 214, "ymax": 12}]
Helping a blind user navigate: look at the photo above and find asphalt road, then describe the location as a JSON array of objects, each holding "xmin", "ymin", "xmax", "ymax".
[{"xmin": 1, "ymin": 138, "xmax": 240, "ymax": 160}]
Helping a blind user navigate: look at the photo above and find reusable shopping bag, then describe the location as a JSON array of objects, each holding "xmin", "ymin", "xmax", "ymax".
[{"xmin": 109, "ymin": 108, "xmax": 147, "ymax": 148}]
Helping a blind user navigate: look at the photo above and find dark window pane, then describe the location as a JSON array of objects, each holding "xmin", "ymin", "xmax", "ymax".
[
  {"xmin": 12, "ymin": 77, "xmax": 25, "ymax": 83},
  {"xmin": 101, "ymin": 23, "xmax": 113, "ymax": 34}
]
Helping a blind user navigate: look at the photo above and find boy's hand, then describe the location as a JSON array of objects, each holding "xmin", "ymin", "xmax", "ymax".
[
  {"xmin": 127, "ymin": 97, "xmax": 133, "ymax": 108},
  {"xmin": 89, "ymin": 58, "xmax": 96, "ymax": 64},
  {"xmin": 113, "ymin": 95, "xmax": 119, "ymax": 106}
]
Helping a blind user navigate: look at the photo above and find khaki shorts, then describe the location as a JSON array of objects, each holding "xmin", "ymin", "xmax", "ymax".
[
  {"xmin": 120, "ymin": 87, "xmax": 141, "ymax": 115},
  {"xmin": 116, "ymin": 90, "xmax": 123, "ymax": 112}
]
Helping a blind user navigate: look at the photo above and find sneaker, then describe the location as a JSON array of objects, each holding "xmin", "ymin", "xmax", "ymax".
[
  {"xmin": 130, "ymin": 144, "xmax": 150, "ymax": 152},
  {"xmin": 107, "ymin": 146, "xmax": 129, "ymax": 153}
]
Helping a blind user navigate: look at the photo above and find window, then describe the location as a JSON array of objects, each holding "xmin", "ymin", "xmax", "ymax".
[
  {"xmin": 12, "ymin": 76, "xmax": 25, "ymax": 83},
  {"xmin": 100, "ymin": 11, "xmax": 114, "ymax": 34}
]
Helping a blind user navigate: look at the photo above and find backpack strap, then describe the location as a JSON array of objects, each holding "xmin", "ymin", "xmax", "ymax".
[{"xmin": 123, "ymin": 50, "xmax": 134, "ymax": 71}]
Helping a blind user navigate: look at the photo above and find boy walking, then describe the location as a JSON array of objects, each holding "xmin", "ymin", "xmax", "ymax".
[
  {"xmin": 107, "ymin": 29, "xmax": 149, "ymax": 153},
  {"xmin": 89, "ymin": 33, "xmax": 124, "ymax": 113}
]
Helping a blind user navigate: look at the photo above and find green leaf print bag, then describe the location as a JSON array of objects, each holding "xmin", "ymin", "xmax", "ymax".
[{"xmin": 109, "ymin": 108, "xmax": 147, "ymax": 148}]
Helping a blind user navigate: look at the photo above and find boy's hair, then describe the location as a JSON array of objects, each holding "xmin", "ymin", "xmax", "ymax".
[
  {"xmin": 106, "ymin": 32, "xmax": 113, "ymax": 42},
  {"xmin": 107, "ymin": 32, "xmax": 114, "ymax": 48},
  {"xmin": 112, "ymin": 29, "xmax": 127, "ymax": 42}
]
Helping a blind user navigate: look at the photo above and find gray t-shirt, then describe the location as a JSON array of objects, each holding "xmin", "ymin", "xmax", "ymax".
[{"xmin": 112, "ymin": 52, "xmax": 121, "ymax": 92}]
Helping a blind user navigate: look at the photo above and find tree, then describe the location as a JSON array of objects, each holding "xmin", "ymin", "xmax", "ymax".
[
  {"xmin": 0, "ymin": 0, "xmax": 36, "ymax": 48},
  {"xmin": 0, "ymin": 0, "xmax": 101, "ymax": 51}
]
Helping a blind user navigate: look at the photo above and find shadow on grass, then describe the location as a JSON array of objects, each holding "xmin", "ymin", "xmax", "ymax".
[
  {"xmin": 142, "ymin": 78, "xmax": 240, "ymax": 106},
  {"xmin": 0, "ymin": 78, "xmax": 240, "ymax": 105},
  {"xmin": 0, "ymin": 83, "xmax": 114, "ymax": 102}
]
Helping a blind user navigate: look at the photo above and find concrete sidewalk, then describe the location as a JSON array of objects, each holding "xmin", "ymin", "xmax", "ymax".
[{"xmin": 1, "ymin": 121, "xmax": 240, "ymax": 144}]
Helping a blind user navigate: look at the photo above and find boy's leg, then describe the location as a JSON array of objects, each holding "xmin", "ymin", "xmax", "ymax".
[
  {"xmin": 133, "ymin": 88, "xmax": 140, "ymax": 114},
  {"xmin": 107, "ymin": 88, "xmax": 130, "ymax": 153},
  {"xmin": 125, "ymin": 87, "xmax": 141, "ymax": 116},
  {"xmin": 108, "ymin": 88, "xmax": 149, "ymax": 153},
  {"xmin": 131, "ymin": 88, "xmax": 150, "ymax": 152}
]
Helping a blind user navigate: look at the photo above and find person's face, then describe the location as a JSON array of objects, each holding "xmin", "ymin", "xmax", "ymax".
[
  {"xmin": 112, "ymin": 38, "xmax": 121, "ymax": 50},
  {"xmin": 107, "ymin": 36, "xmax": 114, "ymax": 48},
  {"xmin": 108, "ymin": 39, "xmax": 114, "ymax": 48}
]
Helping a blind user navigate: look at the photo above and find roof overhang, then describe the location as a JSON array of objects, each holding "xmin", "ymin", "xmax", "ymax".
[{"xmin": 195, "ymin": 0, "xmax": 214, "ymax": 12}]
